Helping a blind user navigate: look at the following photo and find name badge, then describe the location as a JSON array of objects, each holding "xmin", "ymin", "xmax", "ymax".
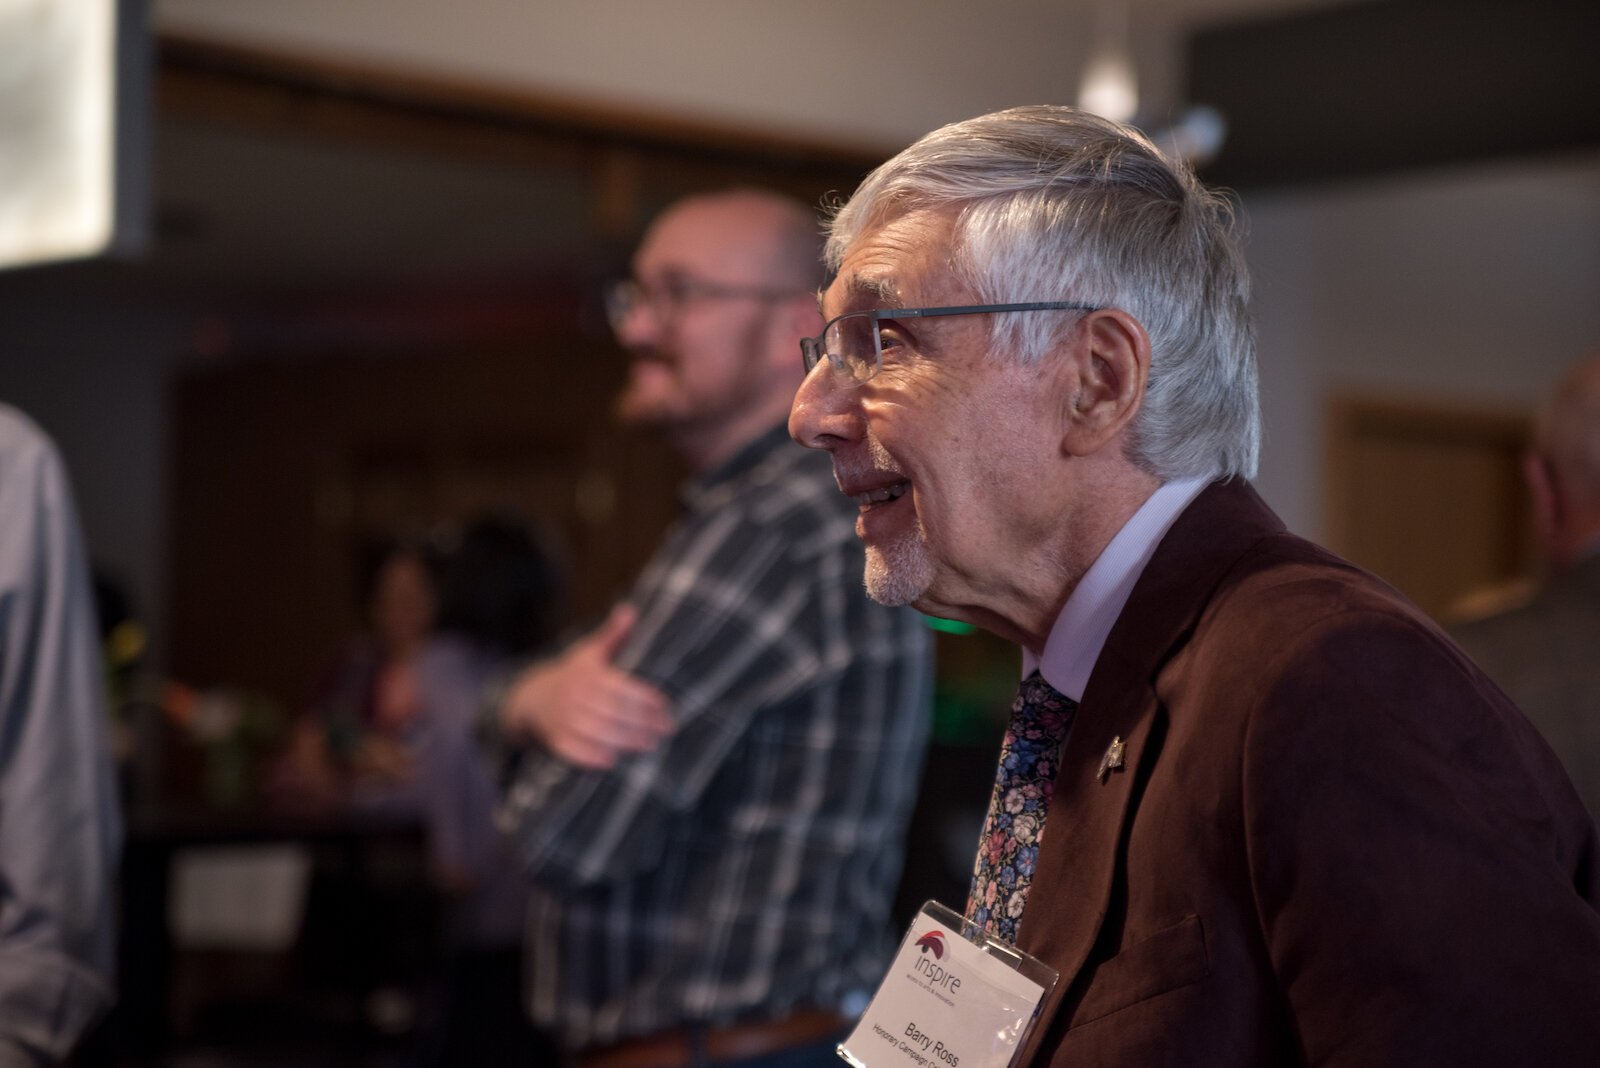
[{"xmin": 839, "ymin": 901, "xmax": 1057, "ymax": 1068}]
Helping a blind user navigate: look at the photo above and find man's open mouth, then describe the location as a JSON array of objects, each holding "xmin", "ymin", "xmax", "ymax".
[{"xmin": 856, "ymin": 481, "xmax": 910, "ymax": 507}]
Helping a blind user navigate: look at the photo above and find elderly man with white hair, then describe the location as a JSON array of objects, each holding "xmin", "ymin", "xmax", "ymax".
[{"xmin": 790, "ymin": 105, "xmax": 1600, "ymax": 1067}]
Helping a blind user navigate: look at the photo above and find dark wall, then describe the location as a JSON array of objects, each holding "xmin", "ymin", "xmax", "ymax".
[{"xmin": 1190, "ymin": 0, "xmax": 1600, "ymax": 190}]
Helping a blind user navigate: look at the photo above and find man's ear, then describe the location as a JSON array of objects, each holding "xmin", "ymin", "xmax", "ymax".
[
  {"xmin": 1523, "ymin": 447, "xmax": 1562, "ymax": 553},
  {"xmin": 1059, "ymin": 309, "xmax": 1150, "ymax": 457}
]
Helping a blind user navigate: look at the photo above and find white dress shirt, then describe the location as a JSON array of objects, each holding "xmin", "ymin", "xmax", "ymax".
[{"xmin": 1025, "ymin": 476, "xmax": 1213, "ymax": 701}]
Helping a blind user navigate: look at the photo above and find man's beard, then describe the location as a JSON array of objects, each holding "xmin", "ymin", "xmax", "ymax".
[
  {"xmin": 615, "ymin": 319, "xmax": 766, "ymax": 434},
  {"xmin": 863, "ymin": 518, "xmax": 936, "ymax": 606},
  {"xmin": 614, "ymin": 356, "xmax": 678, "ymax": 427}
]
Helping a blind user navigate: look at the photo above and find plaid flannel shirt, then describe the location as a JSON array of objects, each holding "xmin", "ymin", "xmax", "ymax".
[{"xmin": 500, "ymin": 425, "xmax": 933, "ymax": 1049}]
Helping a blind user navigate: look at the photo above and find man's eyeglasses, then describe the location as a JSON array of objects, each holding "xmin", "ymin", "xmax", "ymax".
[
  {"xmin": 605, "ymin": 276, "xmax": 808, "ymax": 333},
  {"xmin": 799, "ymin": 302, "xmax": 1100, "ymax": 383}
]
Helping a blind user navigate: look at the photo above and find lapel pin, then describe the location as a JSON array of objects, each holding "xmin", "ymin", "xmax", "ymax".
[{"xmin": 1097, "ymin": 736, "xmax": 1125, "ymax": 783}]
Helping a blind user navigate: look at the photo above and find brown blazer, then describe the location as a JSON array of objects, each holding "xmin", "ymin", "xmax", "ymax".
[{"xmin": 1015, "ymin": 480, "xmax": 1600, "ymax": 1066}]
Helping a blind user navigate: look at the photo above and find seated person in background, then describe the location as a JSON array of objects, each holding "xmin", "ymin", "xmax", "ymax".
[
  {"xmin": 270, "ymin": 536, "xmax": 447, "ymax": 809},
  {"xmin": 405, "ymin": 514, "xmax": 567, "ymax": 1064},
  {"xmin": 1451, "ymin": 351, "xmax": 1600, "ymax": 818},
  {"xmin": 271, "ymin": 517, "xmax": 566, "ymax": 1063}
]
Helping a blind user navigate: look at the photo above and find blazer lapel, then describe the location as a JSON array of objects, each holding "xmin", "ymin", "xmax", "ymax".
[
  {"xmin": 1012, "ymin": 479, "xmax": 1286, "ymax": 1062},
  {"xmin": 1014, "ymin": 669, "xmax": 1158, "ymax": 1063}
]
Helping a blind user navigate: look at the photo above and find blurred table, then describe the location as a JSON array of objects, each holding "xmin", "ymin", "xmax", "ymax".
[{"xmin": 115, "ymin": 800, "xmax": 436, "ymax": 1063}]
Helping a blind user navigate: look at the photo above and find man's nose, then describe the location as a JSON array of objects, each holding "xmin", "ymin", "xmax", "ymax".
[
  {"xmin": 615, "ymin": 297, "xmax": 666, "ymax": 350},
  {"xmin": 789, "ymin": 364, "xmax": 858, "ymax": 450}
]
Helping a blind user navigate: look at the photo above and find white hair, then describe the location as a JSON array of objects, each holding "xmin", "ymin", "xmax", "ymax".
[{"xmin": 826, "ymin": 105, "xmax": 1260, "ymax": 481}]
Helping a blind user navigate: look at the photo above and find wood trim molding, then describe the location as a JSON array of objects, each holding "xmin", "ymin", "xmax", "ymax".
[
  {"xmin": 1323, "ymin": 392, "xmax": 1535, "ymax": 616},
  {"xmin": 156, "ymin": 32, "xmax": 887, "ymax": 176},
  {"xmin": 1326, "ymin": 393, "xmax": 1529, "ymax": 450},
  {"xmin": 1324, "ymin": 394, "xmax": 1531, "ymax": 548}
]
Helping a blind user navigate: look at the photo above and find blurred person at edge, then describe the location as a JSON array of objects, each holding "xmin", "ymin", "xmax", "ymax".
[
  {"xmin": 496, "ymin": 189, "xmax": 933, "ymax": 1068},
  {"xmin": 1452, "ymin": 352, "xmax": 1600, "ymax": 819},
  {"xmin": 0, "ymin": 405, "xmax": 121, "ymax": 1067},
  {"xmin": 788, "ymin": 106, "xmax": 1600, "ymax": 1066}
]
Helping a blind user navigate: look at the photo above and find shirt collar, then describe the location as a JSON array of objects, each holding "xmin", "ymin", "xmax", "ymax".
[{"xmin": 1024, "ymin": 475, "xmax": 1213, "ymax": 701}]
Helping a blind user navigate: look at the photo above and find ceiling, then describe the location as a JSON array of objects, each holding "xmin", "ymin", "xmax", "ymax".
[{"xmin": 4, "ymin": 0, "xmax": 1591, "ymax": 364}]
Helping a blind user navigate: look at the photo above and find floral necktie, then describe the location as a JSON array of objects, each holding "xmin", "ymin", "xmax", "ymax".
[{"xmin": 966, "ymin": 672, "xmax": 1078, "ymax": 944}]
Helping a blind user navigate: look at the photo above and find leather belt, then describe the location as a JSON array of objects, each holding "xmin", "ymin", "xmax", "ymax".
[{"xmin": 573, "ymin": 1009, "xmax": 848, "ymax": 1068}]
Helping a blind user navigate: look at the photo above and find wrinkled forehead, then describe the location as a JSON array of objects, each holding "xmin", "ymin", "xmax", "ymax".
[{"xmin": 822, "ymin": 206, "xmax": 966, "ymax": 316}]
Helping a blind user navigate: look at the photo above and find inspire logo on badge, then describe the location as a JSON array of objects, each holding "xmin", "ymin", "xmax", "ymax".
[
  {"xmin": 910, "ymin": 936, "xmax": 963, "ymax": 1004},
  {"xmin": 840, "ymin": 904, "xmax": 1055, "ymax": 1068}
]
